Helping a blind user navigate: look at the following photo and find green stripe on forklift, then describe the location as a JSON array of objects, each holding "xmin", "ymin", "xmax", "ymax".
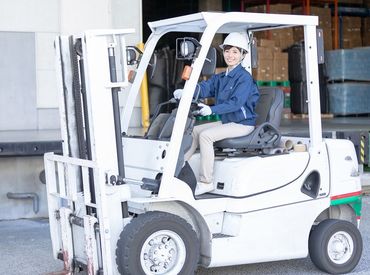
[{"xmin": 330, "ymin": 191, "xmax": 362, "ymax": 217}]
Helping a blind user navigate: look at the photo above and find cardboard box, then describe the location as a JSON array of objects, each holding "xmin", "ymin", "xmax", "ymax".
[
  {"xmin": 293, "ymin": 6, "xmax": 332, "ymax": 50},
  {"xmin": 253, "ymin": 50, "xmax": 289, "ymax": 81},
  {"xmin": 293, "ymin": 26, "xmax": 304, "ymax": 43},
  {"xmin": 293, "ymin": 26, "xmax": 332, "ymax": 50},
  {"xmin": 363, "ymin": 18, "xmax": 370, "ymax": 46},
  {"xmin": 322, "ymin": 27, "xmax": 333, "ymax": 51},
  {"xmin": 338, "ymin": 0, "xmax": 363, "ymax": 4},
  {"xmin": 253, "ymin": 69, "xmax": 273, "ymax": 81},
  {"xmin": 342, "ymin": 16, "xmax": 361, "ymax": 29},
  {"xmin": 257, "ymin": 39, "xmax": 275, "ymax": 48},
  {"xmin": 273, "ymin": 53, "xmax": 289, "ymax": 81},
  {"xmin": 253, "ymin": 31, "xmax": 268, "ymax": 40},
  {"xmin": 269, "ymin": 3, "xmax": 292, "ymax": 14},
  {"xmin": 338, "ymin": 17, "xmax": 362, "ymax": 48},
  {"xmin": 293, "ymin": 6, "xmax": 331, "ymax": 26},
  {"xmin": 245, "ymin": 4, "xmax": 291, "ymax": 14},
  {"xmin": 342, "ymin": 37, "xmax": 362, "ymax": 49},
  {"xmin": 270, "ymin": 29, "xmax": 294, "ymax": 50},
  {"xmin": 274, "ymin": 52, "xmax": 288, "ymax": 60},
  {"xmin": 253, "ymin": 59, "xmax": 273, "ymax": 81},
  {"xmin": 257, "ymin": 46, "xmax": 274, "ymax": 59},
  {"xmin": 256, "ymin": 59, "xmax": 273, "ymax": 71}
]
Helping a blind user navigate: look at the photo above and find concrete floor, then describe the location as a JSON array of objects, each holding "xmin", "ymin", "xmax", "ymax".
[
  {"xmin": 0, "ymin": 218, "xmax": 63, "ymax": 274},
  {"xmin": 280, "ymin": 116, "xmax": 370, "ymax": 134}
]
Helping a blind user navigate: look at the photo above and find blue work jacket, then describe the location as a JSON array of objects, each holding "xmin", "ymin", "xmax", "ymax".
[{"xmin": 198, "ymin": 64, "xmax": 260, "ymax": 126}]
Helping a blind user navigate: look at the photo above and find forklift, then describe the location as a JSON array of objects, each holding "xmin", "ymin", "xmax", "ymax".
[{"xmin": 45, "ymin": 12, "xmax": 363, "ymax": 274}]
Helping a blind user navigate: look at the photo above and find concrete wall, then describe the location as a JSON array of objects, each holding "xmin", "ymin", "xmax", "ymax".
[
  {"xmin": 0, "ymin": 0, "xmax": 143, "ymax": 131},
  {"xmin": 0, "ymin": 157, "xmax": 47, "ymax": 219},
  {"xmin": 0, "ymin": 32, "xmax": 38, "ymax": 130},
  {"xmin": 0, "ymin": 0, "xmax": 60, "ymax": 130},
  {"xmin": 0, "ymin": 0, "xmax": 143, "ymax": 220}
]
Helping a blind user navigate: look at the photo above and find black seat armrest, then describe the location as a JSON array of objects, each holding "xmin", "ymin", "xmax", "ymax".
[
  {"xmin": 214, "ymin": 122, "xmax": 281, "ymax": 150},
  {"xmin": 255, "ymin": 122, "xmax": 281, "ymax": 147}
]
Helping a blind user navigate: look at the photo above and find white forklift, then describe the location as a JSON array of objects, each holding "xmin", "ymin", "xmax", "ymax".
[{"xmin": 45, "ymin": 12, "xmax": 363, "ymax": 275}]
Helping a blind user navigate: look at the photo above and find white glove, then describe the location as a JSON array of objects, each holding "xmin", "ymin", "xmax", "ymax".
[
  {"xmin": 198, "ymin": 103, "xmax": 212, "ymax": 116},
  {"xmin": 173, "ymin": 89, "xmax": 183, "ymax": 99}
]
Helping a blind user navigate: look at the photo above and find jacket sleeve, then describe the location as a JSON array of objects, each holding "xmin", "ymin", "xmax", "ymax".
[
  {"xmin": 210, "ymin": 76, "xmax": 255, "ymax": 115},
  {"xmin": 197, "ymin": 74, "xmax": 218, "ymax": 98}
]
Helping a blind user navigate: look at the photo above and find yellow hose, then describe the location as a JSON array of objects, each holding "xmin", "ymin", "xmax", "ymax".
[{"xmin": 138, "ymin": 42, "xmax": 150, "ymax": 128}]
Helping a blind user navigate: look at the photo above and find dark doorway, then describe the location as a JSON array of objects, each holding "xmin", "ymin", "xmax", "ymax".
[{"xmin": 142, "ymin": 0, "xmax": 199, "ymax": 46}]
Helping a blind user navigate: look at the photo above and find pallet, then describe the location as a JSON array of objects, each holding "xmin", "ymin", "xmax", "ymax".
[{"xmin": 256, "ymin": 80, "xmax": 290, "ymax": 87}]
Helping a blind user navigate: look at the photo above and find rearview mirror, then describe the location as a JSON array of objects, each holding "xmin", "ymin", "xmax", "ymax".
[
  {"xmin": 126, "ymin": 46, "xmax": 143, "ymax": 65},
  {"xmin": 176, "ymin": 37, "xmax": 201, "ymax": 60}
]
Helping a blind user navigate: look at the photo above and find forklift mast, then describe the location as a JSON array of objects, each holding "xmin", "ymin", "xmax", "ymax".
[
  {"xmin": 55, "ymin": 30, "xmax": 134, "ymax": 185},
  {"xmin": 47, "ymin": 29, "xmax": 134, "ymax": 273}
]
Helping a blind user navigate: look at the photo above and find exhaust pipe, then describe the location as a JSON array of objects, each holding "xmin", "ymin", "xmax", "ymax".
[{"xmin": 7, "ymin": 192, "xmax": 39, "ymax": 213}]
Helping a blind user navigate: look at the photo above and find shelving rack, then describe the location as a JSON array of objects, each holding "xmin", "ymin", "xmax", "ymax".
[
  {"xmin": 241, "ymin": 0, "xmax": 370, "ymax": 49},
  {"xmin": 333, "ymin": 5, "xmax": 370, "ymax": 48}
]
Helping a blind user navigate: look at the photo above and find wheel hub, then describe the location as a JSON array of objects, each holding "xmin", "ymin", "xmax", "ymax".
[
  {"xmin": 141, "ymin": 230, "xmax": 186, "ymax": 274},
  {"xmin": 328, "ymin": 231, "xmax": 354, "ymax": 264}
]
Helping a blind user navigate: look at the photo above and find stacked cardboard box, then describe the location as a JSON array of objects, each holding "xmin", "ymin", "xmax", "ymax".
[
  {"xmin": 246, "ymin": 4, "xmax": 295, "ymax": 50},
  {"xmin": 340, "ymin": 16, "xmax": 362, "ymax": 48},
  {"xmin": 253, "ymin": 39, "xmax": 288, "ymax": 81},
  {"xmin": 245, "ymin": 3, "xmax": 291, "ymax": 14},
  {"xmin": 254, "ymin": 30, "xmax": 294, "ymax": 51},
  {"xmin": 363, "ymin": 18, "xmax": 370, "ymax": 46},
  {"xmin": 273, "ymin": 52, "xmax": 289, "ymax": 81},
  {"xmin": 270, "ymin": 29, "xmax": 295, "ymax": 50},
  {"xmin": 364, "ymin": 0, "xmax": 370, "ymax": 45},
  {"xmin": 338, "ymin": 0, "xmax": 363, "ymax": 3},
  {"xmin": 292, "ymin": 6, "xmax": 332, "ymax": 50},
  {"xmin": 253, "ymin": 41, "xmax": 274, "ymax": 81}
]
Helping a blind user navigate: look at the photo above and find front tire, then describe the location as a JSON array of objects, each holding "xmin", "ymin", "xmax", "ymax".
[
  {"xmin": 309, "ymin": 219, "xmax": 363, "ymax": 274},
  {"xmin": 116, "ymin": 211, "xmax": 199, "ymax": 275}
]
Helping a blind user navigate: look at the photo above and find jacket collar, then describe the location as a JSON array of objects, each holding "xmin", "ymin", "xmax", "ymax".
[{"xmin": 222, "ymin": 63, "xmax": 243, "ymax": 78}]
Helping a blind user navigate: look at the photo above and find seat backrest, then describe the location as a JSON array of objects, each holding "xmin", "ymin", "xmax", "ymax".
[
  {"xmin": 214, "ymin": 87, "xmax": 283, "ymax": 150},
  {"xmin": 255, "ymin": 87, "xmax": 284, "ymax": 127}
]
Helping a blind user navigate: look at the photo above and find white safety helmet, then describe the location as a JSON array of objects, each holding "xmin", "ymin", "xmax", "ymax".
[{"xmin": 219, "ymin": 32, "xmax": 248, "ymax": 52}]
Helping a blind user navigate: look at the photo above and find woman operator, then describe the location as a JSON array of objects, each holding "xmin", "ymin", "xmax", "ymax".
[{"xmin": 174, "ymin": 32, "xmax": 260, "ymax": 195}]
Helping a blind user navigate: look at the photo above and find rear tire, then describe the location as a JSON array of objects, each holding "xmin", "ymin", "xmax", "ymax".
[
  {"xmin": 309, "ymin": 219, "xmax": 362, "ymax": 274},
  {"xmin": 116, "ymin": 211, "xmax": 199, "ymax": 275}
]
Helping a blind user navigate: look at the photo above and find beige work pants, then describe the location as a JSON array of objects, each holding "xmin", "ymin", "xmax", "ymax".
[{"xmin": 185, "ymin": 121, "xmax": 254, "ymax": 183}]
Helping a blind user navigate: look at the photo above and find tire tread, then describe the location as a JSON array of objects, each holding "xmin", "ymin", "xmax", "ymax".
[
  {"xmin": 309, "ymin": 219, "xmax": 363, "ymax": 274},
  {"xmin": 116, "ymin": 211, "xmax": 199, "ymax": 275}
]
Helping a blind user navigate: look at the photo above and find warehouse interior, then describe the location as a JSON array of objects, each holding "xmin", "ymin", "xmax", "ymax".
[
  {"xmin": 0, "ymin": 0, "xmax": 370, "ymax": 218},
  {"xmin": 141, "ymin": 0, "xmax": 370, "ymax": 166}
]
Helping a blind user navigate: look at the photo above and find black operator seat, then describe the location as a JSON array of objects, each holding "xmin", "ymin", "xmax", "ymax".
[{"xmin": 214, "ymin": 87, "xmax": 284, "ymax": 150}]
